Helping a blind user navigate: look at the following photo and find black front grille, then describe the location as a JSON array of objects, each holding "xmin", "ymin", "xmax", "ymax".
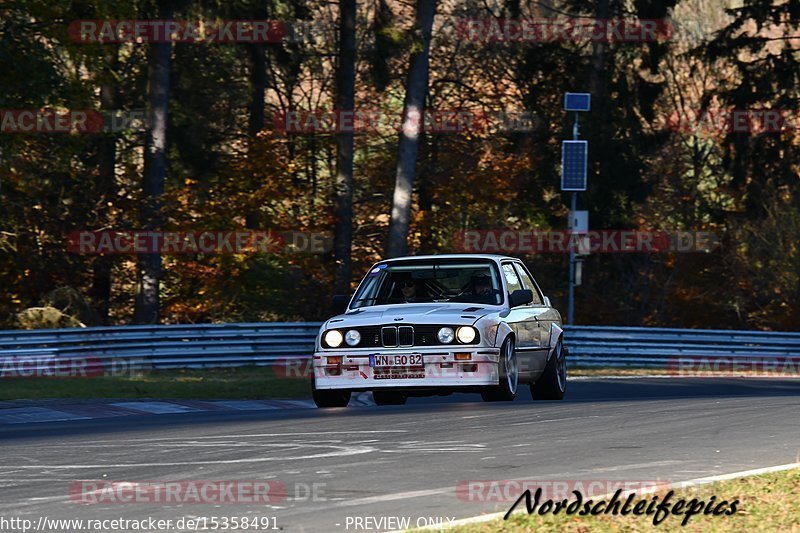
[
  {"xmin": 412, "ymin": 325, "xmax": 439, "ymax": 346},
  {"xmin": 398, "ymin": 326, "xmax": 413, "ymax": 346},
  {"xmin": 358, "ymin": 326, "xmax": 382, "ymax": 347},
  {"xmin": 381, "ymin": 327, "xmax": 398, "ymax": 347},
  {"xmin": 346, "ymin": 324, "xmax": 479, "ymax": 348}
]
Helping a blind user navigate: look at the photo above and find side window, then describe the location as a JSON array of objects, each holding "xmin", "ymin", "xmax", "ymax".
[
  {"xmin": 501, "ymin": 263, "xmax": 523, "ymax": 296},
  {"xmin": 513, "ymin": 263, "xmax": 544, "ymax": 305}
]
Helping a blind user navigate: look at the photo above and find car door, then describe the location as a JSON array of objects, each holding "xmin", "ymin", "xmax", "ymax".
[
  {"xmin": 501, "ymin": 262, "xmax": 544, "ymax": 380},
  {"xmin": 512, "ymin": 262, "xmax": 551, "ymax": 376}
]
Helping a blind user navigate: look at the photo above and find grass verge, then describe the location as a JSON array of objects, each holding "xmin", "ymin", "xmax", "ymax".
[
  {"xmin": 0, "ymin": 366, "xmax": 311, "ymax": 401},
  {"xmin": 450, "ymin": 467, "xmax": 800, "ymax": 532}
]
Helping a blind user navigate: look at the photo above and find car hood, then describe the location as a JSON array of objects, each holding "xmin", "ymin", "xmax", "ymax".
[{"xmin": 325, "ymin": 303, "xmax": 497, "ymax": 328}]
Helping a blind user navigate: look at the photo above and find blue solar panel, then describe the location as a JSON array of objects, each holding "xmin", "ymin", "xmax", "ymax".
[
  {"xmin": 561, "ymin": 140, "xmax": 588, "ymax": 191},
  {"xmin": 564, "ymin": 93, "xmax": 591, "ymax": 112}
]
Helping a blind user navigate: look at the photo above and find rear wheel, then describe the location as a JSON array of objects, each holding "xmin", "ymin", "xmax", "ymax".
[
  {"xmin": 531, "ymin": 337, "xmax": 566, "ymax": 400},
  {"xmin": 311, "ymin": 376, "xmax": 351, "ymax": 408},
  {"xmin": 372, "ymin": 390, "xmax": 407, "ymax": 405},
  {"xmin": 481, "ymin": 336, "xmax": 518, "ymax": 402}
]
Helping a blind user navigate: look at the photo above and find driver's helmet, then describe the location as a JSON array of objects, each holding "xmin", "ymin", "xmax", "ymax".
[{"xmin": 472, "ymin": 274, "xmax": 492, "ymax": 290}]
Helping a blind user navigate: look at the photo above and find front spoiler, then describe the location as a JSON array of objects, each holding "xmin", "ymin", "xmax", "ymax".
[{"xmin": 313, "ymin": 348, "xmax": 500, "ymax": 390}]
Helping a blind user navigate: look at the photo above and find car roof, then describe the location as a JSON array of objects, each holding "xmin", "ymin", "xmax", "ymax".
[{"xmin": 379, "ymin": 254, "xmax": 517, "ymax": 263}]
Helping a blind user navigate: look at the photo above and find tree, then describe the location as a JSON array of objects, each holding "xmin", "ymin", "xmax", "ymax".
[
  {"xmin": 90, "ymin": 48, "xmax": 120, "ymax": 324},
  {"xmin": 385, "ymin": 0, "xmax": 436, "ymax": 258},
  {"xmin": 134, "ymin": 0, "xmax": 172, "ymax": 324},
  {"xmin": 333, "ymin": 0, "xmax": 357, "ymax": 293}
]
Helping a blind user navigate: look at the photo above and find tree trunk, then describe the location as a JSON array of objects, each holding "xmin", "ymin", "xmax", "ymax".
[
  {"xmin": 590, "ymin": 0, "xmax": 610, "ymax": 100},
  {"xmin": 91, "ymin": 48, "xmax": 118, "ymax": 324},
  {"xmin": 385, "ymin": 0, "xmax": 436, "ymax": 258},
  {"xmin": 245, "ymin": 42, "xmax": 266, "ymax": 229},
  {"xmin": 134, "ymin": 2, "xmax": 171, "ymax": 324},
  {"xmin": 333, "ymin": 0, "xmax": 357, "ymax": 293}
]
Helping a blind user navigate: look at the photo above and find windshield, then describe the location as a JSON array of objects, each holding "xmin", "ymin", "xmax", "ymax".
[{"xmin": 350, "ymin": 259, "xmax": 503, "ymax": 309}]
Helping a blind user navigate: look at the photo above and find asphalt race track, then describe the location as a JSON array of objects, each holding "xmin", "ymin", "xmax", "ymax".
[{"xmin": 1, "ymin": 377, "xmax": 799, "ymax": 532}]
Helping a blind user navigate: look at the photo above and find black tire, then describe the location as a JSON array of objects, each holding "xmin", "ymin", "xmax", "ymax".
[
  {"xmin": 372, "ymin": 390, "xmax": 407, "ymax": 405},
  {"xmin": 481, "ymin": 336, "xmax": 518, "ymax": 402},
  {"xmin": 311, "ymin": 376, "xmax": 351, "ymax": 408},
  {"xmin": 531, "ymin": 337, "xmax": 567, "ymax": 400}
]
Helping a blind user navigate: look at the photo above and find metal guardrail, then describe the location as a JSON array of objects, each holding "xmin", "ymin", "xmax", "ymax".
[
  {"xmin": 1, "ymin": 323, "xmax": 798, "ymax": 373},
  {"xmin": 566, "ymin": 325, "xmax": 800, "ymax": 367},
  {"xmin": 0, "ymin": 323, "xmax": 322, "ymax": 370}
]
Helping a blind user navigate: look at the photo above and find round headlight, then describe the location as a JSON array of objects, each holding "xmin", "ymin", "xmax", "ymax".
[
  {"xmin": 456, "ymin": 326, "xmax": 477, "ymax": 344},
  {"xmin": 324, "ymin": 330, "xmax": 343, "ymax": 348},
  {"xmin": 437, "ymin": 327, "xmax": 455, "ymax": 344},
  {"xmin": 345, "ymin": 329, "xmax": 361, "ymax": 346}
]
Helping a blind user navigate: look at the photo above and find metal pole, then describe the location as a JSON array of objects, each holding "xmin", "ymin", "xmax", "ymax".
[
  {"xmin": 567, "ymin": 113, "xmax": 579, "ymax": 325},
  {"xmin": 568, "ymin": 192, "xmax": 576, "ymax": 324},
  {"xmin": 573, "ymin": 112, "xmax": 579, "ymax": 140}
]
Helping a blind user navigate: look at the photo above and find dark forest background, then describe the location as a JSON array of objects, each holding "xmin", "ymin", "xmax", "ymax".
[{"xmin": 0, "ymin": 0, "xmax": 798, "ymax": 330}]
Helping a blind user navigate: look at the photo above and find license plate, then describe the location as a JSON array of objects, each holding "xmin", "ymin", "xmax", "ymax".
[{"xmin": 369, "ymin": 353, "xmax": 423, "ymax": 368}]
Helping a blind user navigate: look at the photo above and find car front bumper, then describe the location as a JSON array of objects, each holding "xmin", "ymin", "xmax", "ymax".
[{"xmin": 313, "ymin": 347, "xmax": 501, "ymax": 390}]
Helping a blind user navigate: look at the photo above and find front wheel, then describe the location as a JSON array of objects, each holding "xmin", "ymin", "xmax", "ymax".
[
  {"xmin": 531, "ymin": 337, "xmax": 566, "ymax": 400},
  {"xmin": 481, "ymin": 336, "xmax": 518, "ymax": 402},
  {"xmin": 312, "ymin": 376, "xmax": 351, "ymax": 408}
]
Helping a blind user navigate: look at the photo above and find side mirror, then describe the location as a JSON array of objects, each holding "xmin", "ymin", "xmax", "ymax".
[
  {"xmin": 543, "ymin": 296, "xmax": 551, "ymax": 307},
  {"xmin": 332, "ymin": 295, "xmax": 350, "ymax": 315},
  {"xmin": 509, "ymin": 289, "xmax": 533, "ymax": 308}
]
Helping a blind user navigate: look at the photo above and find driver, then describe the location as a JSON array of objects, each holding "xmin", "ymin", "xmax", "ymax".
[
  {"xmin": 471, "ymin": 274, "xmax": 500, "ymax": 304},
  {"xmin": 399, "ymin": 278, "xmax": 428, "ymax": 302}
]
